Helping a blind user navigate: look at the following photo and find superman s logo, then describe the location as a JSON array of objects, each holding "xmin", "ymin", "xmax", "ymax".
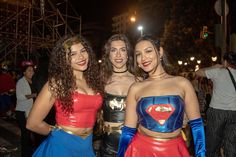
[{"xmin": 146, "ymin": 104, "xmax": 175, "ymax": 125}]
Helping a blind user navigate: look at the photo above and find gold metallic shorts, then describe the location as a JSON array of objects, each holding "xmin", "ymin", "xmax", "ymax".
[{"xmin": 103, "ymin": 124, "xmax": 123, "ymax": 134}]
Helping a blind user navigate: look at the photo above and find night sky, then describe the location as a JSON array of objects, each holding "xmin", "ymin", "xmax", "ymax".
[
  {"xmin": 70, "ymin": 0, "xmax": 135, "ymax": 23},
  {"xmin": 67, "ymin": 0, "xmax": 236, "ymax": 58},
  {"xmin": 68, "ymin": 0, "xmax": 137, "ymax": 57},
  {"xmin": 69, "ymin": 0, "xmax": 235, "ymax": 33}
]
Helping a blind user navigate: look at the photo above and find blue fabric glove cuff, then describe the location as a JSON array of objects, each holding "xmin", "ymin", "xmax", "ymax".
[
  {"xmin": 188, "ymin": 118, "xmax": 206, "ymax": 157},
  {"xmin": 117, "ymin": 126, "xmax": 137, "ymax": 157}
]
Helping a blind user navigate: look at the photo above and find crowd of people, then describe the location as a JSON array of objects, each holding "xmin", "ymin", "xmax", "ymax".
[
  {"xmin": 0, "ymin": 33, "xmax": 235, "ymax": 157},
  {"xmin": 195, "ymin": 51, "xmax": 236, "ymax": 157}
]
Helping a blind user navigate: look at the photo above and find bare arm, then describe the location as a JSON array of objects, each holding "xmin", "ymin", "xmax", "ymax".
[
  {"xmin": 124, "ymin": 83, "xmax": 138, "ymax": 128},
  {"xmin": 195, "ymin": 64, "xmax": 224, "ymax": 77},
  {"xmin": 26, "ymin": 82, "xmax": 55, "ymax": 135},
  {"xmin": 181, "ymin": 78, "xmax": 206, "ymax": 156},
  {"xmin": 182, "ymin": 78, "xmax": 201, "ymax": 120}
]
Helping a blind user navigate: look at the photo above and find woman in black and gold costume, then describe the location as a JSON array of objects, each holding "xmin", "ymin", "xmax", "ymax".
[{"xmin": 99, "ymin": 34, "xmax": 136, "ymax": 156}]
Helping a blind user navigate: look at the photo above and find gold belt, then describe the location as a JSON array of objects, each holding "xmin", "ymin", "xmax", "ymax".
[
  {"xmin": 138, "ymin": 128, "xmax": 181, "ymax": 141},
  {"xmin": 103, "ymin": 124, "xmax": 123, "ymax": 134},
  {"xmin": 52, "ymin": 125, "xmax": 93, "ymax": 139}
]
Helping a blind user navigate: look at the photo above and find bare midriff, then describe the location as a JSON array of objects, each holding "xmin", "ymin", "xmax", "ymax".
[
  {"xmin": 58, "ymin": 125, "xmax": 93, "ymax": 136},
  {"xmin": 139, "ymin": 125, "xmax": 181, "ymax": 141}
]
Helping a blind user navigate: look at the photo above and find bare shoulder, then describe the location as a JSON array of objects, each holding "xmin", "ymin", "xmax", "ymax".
[
  {"xmin": 36, "ymin": 81, "xmax": 56, "ymax": 104},
  {"xmin": 174, "ymin": 76, "xmax": 191, "ymax": 84},
  {"xmin": 42, "ymin": 81, "xmax": 50, "ymax": 91},
  {"xmin": 39, "ymin": 81, "xmax": 50, "ymax": 94},
  {"xmin": 174, "ymin": 76, "xmax": 195, "ymax": 92},
  {"xmin": 129, "ymin": 80, "xmax": 143, "ymax": 92},
  {"xmin": 128, "ymin": 80, "xmax": 149, "ymax": 99},
  {"xmin": 129, "ymin": 81, "xmax": 143, "ymax": 92}
]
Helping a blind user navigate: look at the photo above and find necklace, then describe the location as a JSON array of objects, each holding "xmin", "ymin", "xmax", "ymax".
[
  {"xmin": 112, "ymin": 69, "xmax": 128, "ymax": 73},
  {"xmin": 149, "ymin": 71, "xmax": 167, "ymax": 79}
]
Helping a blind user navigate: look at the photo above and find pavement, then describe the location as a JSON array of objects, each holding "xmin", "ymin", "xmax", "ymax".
[
  {"xmin": 0, "ymin": 116, "xmax": 196, "ymax": 157},
  {"xmin": 0, "ymin": 117, "xmax": 21, "ymax": 157}
]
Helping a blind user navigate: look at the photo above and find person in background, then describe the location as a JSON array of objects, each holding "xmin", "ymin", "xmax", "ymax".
[
  {"xmin": 118, "ymin": 35, "xmax": 205, "ymax": 157},
  {"xmin": 99, "ymin": 34, "xmax": 136, "ymax": 157},
  {"xmin": 195, "ymin": 51, "xmax": 236, "ymax": 157},
  {"xmin": 31, "ymin": 56, "xmax": 56, "ymax": 148},
  {"xmin": 0, "ymin": 64, "xmax": 16, "ymax": 117},
  {"xmin": 26, "ymin": 34, "xmax": 104, "ymax": 157},
  {"xmin": 15, "ymin": 63, "xmax": 36, "ymax": 157}
]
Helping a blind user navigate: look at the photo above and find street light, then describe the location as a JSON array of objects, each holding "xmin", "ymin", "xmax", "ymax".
[
  {"xmin": 190, "ymin": 57, "xmax": 195, "ymax": 61},
  {"xmin": 137, "ymin": 25, "xmax": 143, "ymax": 36},
  {"xmin": 178, "ymin": 60, "xmax": 183, "ymax": 65},
  {"xmin": 212, "ymin": 56, "xmax": 217, "ymax": 62},
  {"xmin": 130, "ymin": 16, "xmax": 136, "ymax": 23}
]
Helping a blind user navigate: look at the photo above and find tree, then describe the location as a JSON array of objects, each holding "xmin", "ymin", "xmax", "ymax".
[{"xmin": 162, "ymin": 0, "xmax": 218, "ymax": 72}]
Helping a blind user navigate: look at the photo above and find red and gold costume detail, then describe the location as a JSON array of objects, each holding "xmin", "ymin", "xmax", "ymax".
[
  {"xmin": 55, "ymin": 92, "xmax": 103, "ymax": 128},
  {"xmin": 33, "ymin": 92, "xmax": 103, "ymax": 157}
]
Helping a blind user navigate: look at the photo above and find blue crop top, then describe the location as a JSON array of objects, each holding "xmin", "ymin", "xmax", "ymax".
[{"xmin": 137, "ymin": 95, "xmax": 184, "ymax": 133}]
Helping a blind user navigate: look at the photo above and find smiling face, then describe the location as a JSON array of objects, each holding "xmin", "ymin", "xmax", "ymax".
[
  {"xmin": 135, "ymin": 40, "xmax": 162, "ymax": 73},
  {"xmin": 23, "ymin": 66, "xmax": 34, "ymax": 80},
  {"xmin": 109, "ymin": 40, "xmax": 128, "ymax": 71},
  {"xmin": 68, "ymin": 43, "xmax": 89, "ymax": 72}
]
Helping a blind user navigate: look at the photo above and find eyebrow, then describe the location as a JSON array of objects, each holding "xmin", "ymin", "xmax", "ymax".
[
  {"xmin": 69, "ymin": 48, "xmax": 85, "ymax": 54},
  {"xmin": 111, "ymin": 46, "xmax": 126, "ymax": 49},
  {"xmin": 144, "ymin": 47, "xmax": 153, "ymax": 51},
  {"xmin": 80, "ymin": 48, "xmax": 86, "ymax": 51}
]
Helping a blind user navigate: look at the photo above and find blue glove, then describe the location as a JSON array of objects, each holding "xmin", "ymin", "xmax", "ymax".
[
  {"xmin": 117, "ymin": 126, "xmax": 137, "ymax": 157},
  {"xmin": 188, "ymin": 118, "xmax": 206, "ymax": 157}
]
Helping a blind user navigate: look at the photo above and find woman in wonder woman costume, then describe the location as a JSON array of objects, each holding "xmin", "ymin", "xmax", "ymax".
[
  {"xmin": 99, "ymin": 34, "xmax": 136, "ymax": 156},
  {"xmin": 118, "ymin": 35, "xmax": 205, "ymax": 157},
  {"xmin": 26, "ymin": 34, "xmax": 104, "ymax": 157}
]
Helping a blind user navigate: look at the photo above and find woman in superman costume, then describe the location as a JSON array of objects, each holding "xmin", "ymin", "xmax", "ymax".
[{"xmin": 118, "ymin": 35, "xmax": 206, "ymax": 157}]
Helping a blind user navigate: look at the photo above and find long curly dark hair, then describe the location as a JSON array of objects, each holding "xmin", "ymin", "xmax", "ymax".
[
  {"xmin": 100, "ymin": 34, "xmax": 134, "ymax": 84},
  {"xmin": 134, "ymin": 35, "xmax": 172, "ymax": 79},
  {"xmin": 48, "ymin": 34, "xmax": 104, "ymax": 113}
]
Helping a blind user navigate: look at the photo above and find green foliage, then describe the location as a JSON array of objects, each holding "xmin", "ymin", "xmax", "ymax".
[{"xmin": 162, "ymin": 0, "xmax": 217, "ymax": 72}]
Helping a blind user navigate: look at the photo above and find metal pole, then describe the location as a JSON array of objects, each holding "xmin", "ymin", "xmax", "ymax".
[
  {"xmin": 221, "ymin": 0, "xmax": 227, "ymax": 60},
  {"xmin": 27, "ymin": 3, "xmax": 32, "ymax": 60},
  {"xmin": 15, "ymin": 0, "xmax": 19, "ymax": 66},
  {"xmin": 79, "ymin": 16, "xmax": 82, "ymax": 35}
]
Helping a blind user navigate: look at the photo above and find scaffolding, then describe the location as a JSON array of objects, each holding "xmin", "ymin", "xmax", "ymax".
[{"xmin": 0, "ymin": 0, "xmax": 81, "ymax": 65}]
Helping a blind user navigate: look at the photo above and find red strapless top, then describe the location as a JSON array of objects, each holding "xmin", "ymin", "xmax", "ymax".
[{"xmin": 54, "ymin": 92, "xmax": 103, "ymax": 128}]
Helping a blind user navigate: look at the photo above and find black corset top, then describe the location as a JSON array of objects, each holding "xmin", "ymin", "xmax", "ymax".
[{"xmin": 103, "ymin": 93, "xmax": 126, "ymax": 123}]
